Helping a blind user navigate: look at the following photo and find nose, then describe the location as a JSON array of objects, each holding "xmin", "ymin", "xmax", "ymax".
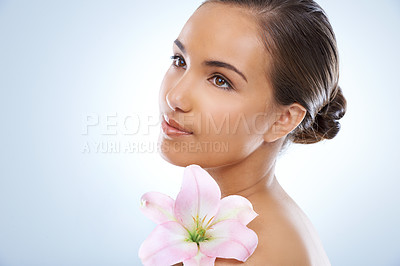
[{"xmin": 165, "ymin": 75, "xmax": 193, "ymax": 113}]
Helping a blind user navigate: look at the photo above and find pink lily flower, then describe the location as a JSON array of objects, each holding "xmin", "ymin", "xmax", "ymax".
[{"xmin": 139, "ymin": 164, "xmax": 258, "ymax": 265}]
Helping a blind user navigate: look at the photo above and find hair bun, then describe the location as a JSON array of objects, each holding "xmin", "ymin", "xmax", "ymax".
[
  {"xmin": 313, "ymin": 86, "xmax": 347, "ymax": 140},
  {"xmin": 292, "ymin": 86, "xmax": 347, "ymax": 144}
]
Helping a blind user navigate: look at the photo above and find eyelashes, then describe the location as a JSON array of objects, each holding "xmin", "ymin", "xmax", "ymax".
[
  {"xmin": 170, "ymin": 55, "xmax": 186, "ymax": 69},
  {"xmin": 170, "ymin": 55, "xmax": 234, "ymax": 91}
]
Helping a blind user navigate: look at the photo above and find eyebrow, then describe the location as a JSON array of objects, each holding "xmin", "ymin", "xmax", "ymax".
[{"xmin": 174, "ymin": 39, "xmax": 248, "ymax": 83}]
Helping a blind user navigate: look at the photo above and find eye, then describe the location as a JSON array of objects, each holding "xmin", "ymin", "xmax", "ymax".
[
  {"xmin": 170, "ymin": 55, "xmax": 186, "ymax": 69},
  {"xmin": 210, "ymin": 75, "xmax": 234, "ymax": 91},
  {"xmin": 170, "ymin": 55, "xmax": 234, "ymax": 91}
]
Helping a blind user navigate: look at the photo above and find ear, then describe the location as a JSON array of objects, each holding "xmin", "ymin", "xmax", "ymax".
[{"xmin": 263, "ymin": 103, "xmax": 307, "ymax": 143}]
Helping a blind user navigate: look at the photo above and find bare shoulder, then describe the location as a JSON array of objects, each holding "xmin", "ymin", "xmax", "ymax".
[
  {"xmin": 215, "ymin": 185, "xmax": 331, "ymax": 266},
  {"xmin": 176, "ymin": 183, "xmax": 331, "ymax": 266}
]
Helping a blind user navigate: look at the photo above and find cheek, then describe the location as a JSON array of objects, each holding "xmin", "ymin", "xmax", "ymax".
[
  {"xmin": 197, "ymin": 101, "xmax": 265, "ymax": 158},
  {"xmin": 200, "ymin": 96, "xmax": 267, "ymax": 137}
]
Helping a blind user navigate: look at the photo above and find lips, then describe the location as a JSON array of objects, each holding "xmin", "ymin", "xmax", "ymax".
[{"xmin": 161, "ymin": 114, "xmax": 193, "ymax": 136}]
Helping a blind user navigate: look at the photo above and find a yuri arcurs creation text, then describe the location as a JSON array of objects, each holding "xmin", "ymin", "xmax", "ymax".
[{"xmin": 139, "ymin": 165, "xmax": 258, "ymax": 265}]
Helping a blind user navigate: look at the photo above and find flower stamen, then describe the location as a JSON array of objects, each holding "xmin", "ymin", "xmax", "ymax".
[{"xmin": 187, "ymin": 215, "xmax": 211, "ymax": 244}]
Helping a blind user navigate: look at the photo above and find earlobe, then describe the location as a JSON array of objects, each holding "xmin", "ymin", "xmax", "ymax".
[{"xmin": 263, "ymin": 103, "xmax": 306, "ymax": 143}]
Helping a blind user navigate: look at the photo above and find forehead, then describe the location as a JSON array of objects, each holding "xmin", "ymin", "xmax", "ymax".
[{"xmin": 177, "ymin": 3, "xmax": 268, "ymax": 79}]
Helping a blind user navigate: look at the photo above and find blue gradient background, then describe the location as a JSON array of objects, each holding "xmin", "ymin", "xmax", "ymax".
[{"xmin": 0, "ymin": 0, "xmax": 399, "ymax": 265}]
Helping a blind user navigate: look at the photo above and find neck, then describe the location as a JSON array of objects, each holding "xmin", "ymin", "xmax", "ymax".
[{"xmin": 204, "ymin": 141, "xmax": 280, "ymax": 199}]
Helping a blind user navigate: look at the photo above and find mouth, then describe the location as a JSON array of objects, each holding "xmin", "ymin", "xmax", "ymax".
[{"xmin": 161, "ymin": 114, "xmax": 193, "ymax": 136}]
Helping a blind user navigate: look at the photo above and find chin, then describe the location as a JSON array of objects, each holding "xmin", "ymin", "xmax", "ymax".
[
  {"xmin": 157, "ymin": 130, "xmax": 244, "ymax": 169},
  {"xmin": 159, "ymin": 151, "xmax": 228, "ymax": 169},
  {"xmin": 157, "ymin": 140, "xmax": 234, "ymax": 170},
  {"xmin": 159, "ymin": 150, "xmax": 191, "ymax": 167},
  {"xmin": 157, "ymin": 138, "xmax": 203, "ymax": 167}
]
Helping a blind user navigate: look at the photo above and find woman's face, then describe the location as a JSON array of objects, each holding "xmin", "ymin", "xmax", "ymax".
[{"xmin": 158, "ymin": 3, "xmax": 277, "ymax": 168}]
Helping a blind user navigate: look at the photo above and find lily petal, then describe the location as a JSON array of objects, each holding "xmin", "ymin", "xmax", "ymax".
[
  {"xmin": 140, "ymin": 191, "xmax": 175, "ymax": 224},
  {"xmin": 174, "ymin": 165, "xmax": 221, "ymax": 231},
  {"xmin": 138, "ymin": 221, "xmax": 198, "ymax": 266},
  {"xmin": 212, "ymin": 195, "xmax": 258, "ymax": 226},
  {"xmin": 200, "ymin": 220, "xmax": 258, "ymax": 262},
  {"xmin": 183, "ymin": 250, "xmax": 216, "ymax": 266}
]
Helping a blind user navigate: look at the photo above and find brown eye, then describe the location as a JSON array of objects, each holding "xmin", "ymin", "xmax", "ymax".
[
  {"xmin": 215, "ymin": 77, "xmax": 226, "ymax": 86},
  {"xmin": 211, "ymin": 75, "xmax": 234, "ymax": 91},
  {"xmin": 170, "ymin": 55, "xmax": 186, "ymax": 69}
]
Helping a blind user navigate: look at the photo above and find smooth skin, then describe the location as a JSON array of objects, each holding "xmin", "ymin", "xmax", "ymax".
[{"xmin": 159, "ymin": 3, "xmax": 331, "ymax": 265}]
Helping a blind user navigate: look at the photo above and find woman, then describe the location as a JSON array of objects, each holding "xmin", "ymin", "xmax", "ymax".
[{"xmin": 158, "ymin": 0, "xmax": 346, "ymax": 264}]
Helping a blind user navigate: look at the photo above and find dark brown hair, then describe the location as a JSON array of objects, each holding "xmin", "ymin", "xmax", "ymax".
[{"xmin": 200, "ymin": 0, "xmax": 347, "ymax": 144}]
